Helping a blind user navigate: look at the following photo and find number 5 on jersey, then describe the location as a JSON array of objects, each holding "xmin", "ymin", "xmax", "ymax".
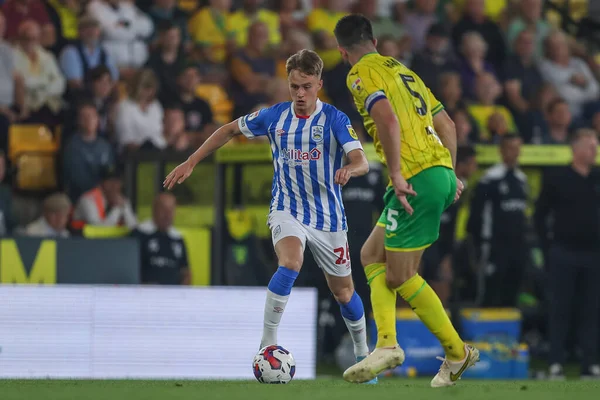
[{"xmin": 385, "ymin": 209, "xmax": 399, "ymax": 238}]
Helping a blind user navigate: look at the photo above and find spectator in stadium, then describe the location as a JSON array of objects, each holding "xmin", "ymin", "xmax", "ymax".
[
  {"xmin": 353, "ymin": 0, "xmax": 406, "ymax": 42},
  {"xmin": 540, "ymin": 98, "xmax": 573, "ymax": 145},
  {"xmin": 376, "ymin": 35, "xmax": 401, "ymax": 59},
  {"xmin": 71, "ymin": 168, "xmax": 137, "ymax": 229},
  {"xmin": 307, "ymin": 0, "xmax": 349, "ymax": 71},
  {"xmin": 229, "ymin": 21, "xmax": 276, "ymax": 118},
  {"xmin": 404, "ymin": 0, "xmax": 438, "ymax": 53},
  {"xmin": 503, "ymin": 28, "xmax": 543, "ymax": 134},
  {"xmin": 115, "ymin": 68, "xmax": 166, "ymax": 153},
  {"xmin": 468, "ymin": 72, "xmax": 517, "ymax": 142},
  {"xmin": 132, "ymin": 192, "xmax": 191, "ymax": 285},
  {"xmin": 146, "ymin": 21, "xmax": 186, "ymax": 104},
  {"xmin": 276, "ymin": 27, "xmax": 313, "ymax": 78},
  {"xmin": 422, "ymin": 145, "xmax": 478, "ymax": 305},
  {"xmin": 451, "ymin": 108, "xmax": 476, "ymax": 145},
  {"xmin": 13, "ymin": 20, "xmax": 66, "ymax": 127},
  {"xmin": 45, "ymin": 0, "xmax": 81, "ymax": 54},
  {"xmin": 188, "ymin": 0, "xmax": 234, "ymax": 67},
  {"xmin": 540, "ymin": 31, "xmax": 600, "ymax": 121},
  {"xmin": 458, "ymin": 30, "xmax": 497, "ymax": 100},
  {"xmin": 452, "ymin": 0, "xmax": 506, "ymax": 70},
  {"xmin": 146, "ymin": 0, "xmax": 190, "ymax": 49},
  {"xmin": 59, "ymin": 15, "xmax": 119, "ymax": 94},
  {"xmin": 468, "ymin": 134, "xmax": 529, "ymax": 307},
  {"xmin": 87, "ymin": 0, "xmax": 154, "ymax": 77},
  {"xmin": 165, "ymin": 65, "xmax": 215, "ymax": 143},
  {"xmin": 526, "ymin": 83, "xmax": 559, "ymax": 144},
  {"xmin": 411, "ymin": 22, "xmax": 457, "ymax": 96},
  {"xmin": 506, "ymin": 0, "xmax": 550, "ymax": 60},
  {"xmin": 1, "ymin": 0, "xmax": 56, "ymax": 49},
  {"xmin": 535, "ymin": 128, "xmax": 600, "ymax": 380},
  {"xmin": 0, "ymin": 151, "xmax": 16, "ymax": 236},
  {"xmin": 0, "ymin": 11, "xmax": 26, "ymax": 152},
  {"xmin": 63, "ymin": 101, "xmax": 115, "ymax": 202},
  {"xmin": 21, "ymin": 192, "xmax": 71, "ymax": 237},
  {"xmin": 162, "ymin": 105, "xmax": 191, "ymax": 150},
  {"xmin": 273, "ymin": 0, "xmax": 307, "ymax": 37},
  {"xmin": 438, "ymin": 71, "xmax": 465, "ymax": 114},
  {"xmin": 230, "ymin": 0, "xmax": 280, "ymax": 48}
]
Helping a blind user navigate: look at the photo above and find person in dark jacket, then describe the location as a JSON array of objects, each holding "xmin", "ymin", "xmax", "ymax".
[{"xmin": 467, "ymin": 134, "xmax": 529, "ymax": 307}]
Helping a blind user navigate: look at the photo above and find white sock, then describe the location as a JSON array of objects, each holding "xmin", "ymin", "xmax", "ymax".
[
  {"xmin": 260, "ymin": 289, "xmax": 290, "ymax": 348},
  {"xmin": 342, "ymin": 315, "xmax": 369, "ymax": 358}
]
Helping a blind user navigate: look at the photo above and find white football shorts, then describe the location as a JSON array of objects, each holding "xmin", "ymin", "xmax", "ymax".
[{"xmin": 267, "ymin": 210, "xmax": 351, "ymax": 277}]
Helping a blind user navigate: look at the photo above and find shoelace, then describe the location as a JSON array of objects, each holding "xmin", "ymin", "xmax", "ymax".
[{"xmin": 435, "ymin": 357, "xmax": 449, "ymax": 374}]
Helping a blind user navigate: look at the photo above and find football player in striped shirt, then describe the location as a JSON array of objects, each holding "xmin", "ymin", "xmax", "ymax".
[{"xmin": 164, "ymin": 49, "xmax": 376, "ymax": 382}]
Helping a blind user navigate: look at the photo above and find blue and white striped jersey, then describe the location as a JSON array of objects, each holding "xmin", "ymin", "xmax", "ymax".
[{"xmin": 237, "ymin": 100, "xmax": 363, "ymax": 232}]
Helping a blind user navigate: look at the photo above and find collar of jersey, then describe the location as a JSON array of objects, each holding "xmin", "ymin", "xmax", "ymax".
[
  {"xmin": 356, "ymin": 51, "xmax": 378, "ymax": 64},
  {"xmin": 291, "ymin": 99, "xmax": 323, "ymax": 119}
]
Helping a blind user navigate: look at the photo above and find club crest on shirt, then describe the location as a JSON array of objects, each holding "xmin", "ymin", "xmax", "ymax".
[
  {"xmin": 311, "ymin": 125, "xmax": 324, "ymax": 143},
  {"xmin": 346, "ymin": 124, "xmax": 358, "ymax": 140},
  {"xmin": 172, "ymin": 242, "xmax": 183, "ymax": 258}
]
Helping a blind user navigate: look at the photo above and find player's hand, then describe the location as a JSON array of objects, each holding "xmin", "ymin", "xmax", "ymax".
[
  {"xmin": 334, "ymin": 167, "xmax": 353, "ymax": 186},
  {"xmin": 164, "ymin": 159, "xmax": 195, "ymax": 190},
  {"xmin": 454, "ymin": 178, "xmax": 464, "ymax": 203},
  {"xmin": 390, "ymin": 174, "xmax": 417, "ymax": 216}
]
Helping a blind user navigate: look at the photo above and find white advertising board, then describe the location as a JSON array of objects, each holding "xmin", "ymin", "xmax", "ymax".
[{"xmin": 0, "ymin": 285, "xmax": 317, "ymax": 379}]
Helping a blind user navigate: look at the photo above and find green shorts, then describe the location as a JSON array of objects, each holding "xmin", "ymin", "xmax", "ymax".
[{"xmin": 376, "ymin": 166, "xmax": 457, "ymax": 252}]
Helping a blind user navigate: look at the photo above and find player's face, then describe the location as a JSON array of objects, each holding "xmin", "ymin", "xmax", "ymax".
[{"xmin": 288, "ymin": 69, "xmax": 322, "ymax": 114}]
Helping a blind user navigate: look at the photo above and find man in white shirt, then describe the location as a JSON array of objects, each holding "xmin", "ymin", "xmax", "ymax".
[{"xmin": 22, "ymin": 193, "xmax": 72, "ymax": 238}]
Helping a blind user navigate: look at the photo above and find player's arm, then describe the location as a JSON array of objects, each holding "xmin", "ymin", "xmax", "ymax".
[
  {"xmin": 332, "ymin": 114, "xmax": 369, "ymax": 185},
  {"xmin": 433, "ymin": 110, "xmax": 457, "ymax": 168},
  {"xmin": 164, "ymin": 109, "xmax": 268, "ymax": 189}
]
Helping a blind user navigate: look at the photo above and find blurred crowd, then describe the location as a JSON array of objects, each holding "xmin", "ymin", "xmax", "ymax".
[{"xmin": 0, "ymin": 0, "xmax": 597, "ymax": 240}]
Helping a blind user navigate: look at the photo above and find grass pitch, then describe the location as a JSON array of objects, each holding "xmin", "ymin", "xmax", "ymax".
[{"xmin": 1, "ymin": 379, "xmax": 599, "ymax": 400}]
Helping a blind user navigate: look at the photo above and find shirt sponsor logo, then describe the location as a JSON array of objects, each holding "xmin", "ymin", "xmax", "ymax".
[{"xmin": 280, "ymin": 148, "xmax": 322, "ymax": 164}]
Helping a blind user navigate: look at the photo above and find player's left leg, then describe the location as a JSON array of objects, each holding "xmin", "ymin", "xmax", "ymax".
[
  {"xmin": 260, "ymin": 211, "xmax": 307, "ymax": 348},
  {"xmin": 306, "ymin": 228, "xmax": 374, "ymax": 383}
]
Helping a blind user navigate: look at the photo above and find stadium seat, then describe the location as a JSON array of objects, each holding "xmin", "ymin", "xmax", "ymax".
[
  {"xmin": 83, "ymin": 225, "xmax": 131, "ymax": 238},
  {"xmin": 178, "ymin": 0, "xmax": 199, "ymax": 12},
  {"xmin": 195, "ymin": 84, "xmax": 233, "ymax": 125},
  {"xmin": 8, "ymin": 124, "xmax": 60, "ymax": 191}
]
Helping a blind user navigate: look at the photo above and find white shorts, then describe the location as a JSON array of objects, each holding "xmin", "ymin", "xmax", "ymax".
[{"xmin": 267, "ymin": 211, "xmax": 351, "ymax": 277}]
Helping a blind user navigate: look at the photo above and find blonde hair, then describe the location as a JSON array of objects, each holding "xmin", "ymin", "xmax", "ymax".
[
  {"xmin": 286, "ymin": 49, "xmax": 324, "ymax": 78},
  {"xmin": 127, "ymin": 69, "xmax": 159, "ymax": 102}
]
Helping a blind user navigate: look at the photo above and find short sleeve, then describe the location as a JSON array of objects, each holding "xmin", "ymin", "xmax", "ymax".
[
  {"xmin": 347, "ymin": 66, "xmax": 387, "ymax": 114},
  {"xmin": 179, "ymin": 239, "xmax": 189, "ymax": 269},
  {"xmin": 332, "ymin": 111, "xmax": 363, "ymax": 154},
  {"xmin": 428, "ymin": 88, "xmax": 444, "ymax": 116},
  {"xmin": 237, "ymin": 107, "xmax": 271, "ymax": 139}
]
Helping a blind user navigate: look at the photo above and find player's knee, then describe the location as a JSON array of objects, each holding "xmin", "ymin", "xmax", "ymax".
[
  {"xmin": 360, "ymin": 245, "xmax": 384, "ymax": 268},
  {"xmin": 332, "ymin": 286, "xmax": 354, "ymax": 304},
  {"xmin": 277, "ymin": 257, "xmax": 303, "ymax": 272},
  {"xmin": 385, "ymin": 270, "xmax": 412, "ymax": 290}
]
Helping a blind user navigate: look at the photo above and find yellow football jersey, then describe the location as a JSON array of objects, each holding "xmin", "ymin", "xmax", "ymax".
[{"xmin": 347, "ymin": 53, "xmax": 453, "ymax": 180}]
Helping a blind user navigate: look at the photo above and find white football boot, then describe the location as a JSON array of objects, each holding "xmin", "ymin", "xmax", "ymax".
[
  {"xmin": 431, "ymin": 344, "xmax": 480, "ymax": 388},
  {"xmin": 343, "ymin": 346, "xmax": 405, "ymax": 383}
]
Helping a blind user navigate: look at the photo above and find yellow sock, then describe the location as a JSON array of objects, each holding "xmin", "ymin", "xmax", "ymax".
[
  {"xmin": 365, "ymin": 263, "xmax": 397, "ymax": 348},
  {"xmin": 397, "ymin": 274, "xmax": 466, "ymax": 361}
]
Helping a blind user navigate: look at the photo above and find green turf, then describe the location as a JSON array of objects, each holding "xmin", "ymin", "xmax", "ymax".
[{"xmin": 0, "ymin": 379, "xmax": 599, "ymax": 400}]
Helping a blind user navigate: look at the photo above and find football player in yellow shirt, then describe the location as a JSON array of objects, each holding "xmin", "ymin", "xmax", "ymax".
[{"xmin": 334, "ymin": 14, "xmax": 479, "ymax": 387}]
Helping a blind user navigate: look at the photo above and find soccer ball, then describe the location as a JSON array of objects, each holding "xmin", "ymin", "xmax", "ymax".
[{"xmin": 252, "ymin": 345, "xmax": 296, "ymax": 384}]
